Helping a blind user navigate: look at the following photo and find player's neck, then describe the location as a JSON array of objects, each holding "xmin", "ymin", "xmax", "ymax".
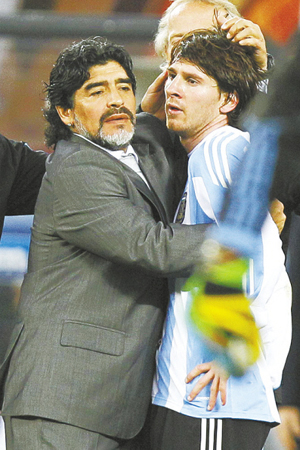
[{"xmin": 182, "ymin": 116, "xmax": 229, "ymax": 154}]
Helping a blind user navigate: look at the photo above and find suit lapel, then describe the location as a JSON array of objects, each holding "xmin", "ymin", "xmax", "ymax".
[
  {"xmin": 133, "ymin": 142, "xmax": 172, "ymax": 223},
  {"xmin": 121, "ymin": 153, "xmax": 169, "ymax": 226},
  {"xmin": 71, "ymin": 134, "xmax": 169, "ymax": 225}
]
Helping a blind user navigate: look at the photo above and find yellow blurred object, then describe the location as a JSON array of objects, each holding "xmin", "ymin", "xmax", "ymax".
[
  {"xmin": 186, "ymin": 240, "xmax": 261, "ymax": 376},
  {"xmin": 190, "ymin": 292, "xmax": 261, "ymax": 376}
]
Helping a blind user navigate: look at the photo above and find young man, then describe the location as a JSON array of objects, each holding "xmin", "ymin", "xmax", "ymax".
[
  {"xmin": 150, "ymin": 29, "xmax": 291, "ymax": 450},
  {"xmin": 141, "ymin": 0, "xmax": 270, "ymax": 120},
  {"xmin": 141, "ymin": 0, "xmax": 286, "ymax": 236},
  {"xmin": 0, "ymin": 36, "xmax": 215, "ymax": 450},
  {"xmin": 139, "ymin": 0, "xmax": 285, "ymax": 376}
]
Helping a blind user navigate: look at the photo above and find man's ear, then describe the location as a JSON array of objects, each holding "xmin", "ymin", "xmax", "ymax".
[
  {"xmin": 56, "ymin": 105, "xmax": 74, "ymax": 127},
  {"xmin": 219, "ymin": 92, "xmax": 239, "ymax": 114}
]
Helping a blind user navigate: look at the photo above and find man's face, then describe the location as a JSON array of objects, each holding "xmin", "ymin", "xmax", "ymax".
[
  {"xmin": 165, "ymin": 59, "xmax": 227, "ymax": 151},
  {"xmin": 65, "ymin": 61, "xmax": 136, "ymax": 150},
  {"xmin": 167, "ymin": 3, "xmax": 227, "ymax": 60}
]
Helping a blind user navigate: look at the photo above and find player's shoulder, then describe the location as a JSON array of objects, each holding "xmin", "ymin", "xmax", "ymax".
[
  {"xmin": 190, "ymin": 126, "xmax": 247, "ymax": 160},
  {"xmin": 207, "ymin": 126, "xmax": 249, "ymax": 146},
  {"xmin": 188, "ymin": 126, "xmax": 249, "ymax": 182},
  {"xmin": 204, "ymin": 126, "xmax": 249, "ymax": 159}
]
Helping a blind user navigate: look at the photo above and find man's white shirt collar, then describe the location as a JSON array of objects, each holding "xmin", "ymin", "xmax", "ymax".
[{"xmin": 73, "ymin": 133, "xmax": 148, "ymax": 186}]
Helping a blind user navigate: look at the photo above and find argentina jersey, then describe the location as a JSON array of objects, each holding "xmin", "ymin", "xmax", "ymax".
[{"xmin": 152, "ymin": 126, "xmax": 284, "ymax": 424}]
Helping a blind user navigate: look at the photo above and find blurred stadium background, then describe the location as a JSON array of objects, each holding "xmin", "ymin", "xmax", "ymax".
[
  {"xmin": 0, "ymin": 1, "xmax": 298, "ymax": 448},
  {"xmin": 0, "ymin": 0, "xmax": 298, "ymax": 152}
]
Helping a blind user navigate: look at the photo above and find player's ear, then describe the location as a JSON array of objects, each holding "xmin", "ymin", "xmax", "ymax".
[{"xmin": 219, "ymin": 92, "xmax": 239, "ymax": 114}]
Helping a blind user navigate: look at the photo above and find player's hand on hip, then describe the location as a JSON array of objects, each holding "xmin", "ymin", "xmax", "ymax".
[{"xmin": 186, "ymin": 361, "xmax": 228, "ymax": 410}]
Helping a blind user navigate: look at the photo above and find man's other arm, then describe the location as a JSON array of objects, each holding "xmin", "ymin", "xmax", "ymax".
[{"xmin": 1, "ymin": 136, "xmax": 47, "ymax": 215}]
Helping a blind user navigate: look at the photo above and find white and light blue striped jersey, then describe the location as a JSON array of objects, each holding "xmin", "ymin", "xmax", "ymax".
[{"xmin": 152, "ymin": 126, "xmax": 291, "ymax": 423}]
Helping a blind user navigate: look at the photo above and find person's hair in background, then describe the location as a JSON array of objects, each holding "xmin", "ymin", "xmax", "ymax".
[
  {"xmin": 154, "ymin": 0, "xmax": 240, "ymax": 60},
  {"xmin": 169, "ymin": 28, "xmax": 267, "ymax": 125},
  {"xmin": 43, "ymin": 36, "xmax": 136, "ymax": 148}
]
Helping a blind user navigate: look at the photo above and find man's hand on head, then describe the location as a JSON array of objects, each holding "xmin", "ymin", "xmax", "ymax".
[
  {"xmin": 218, "ymin": 15, "xmax": 268, "ymax": 70},
  {"xmin": 140, "ymin": 70, "xmax": 168, "ymax": 121}
]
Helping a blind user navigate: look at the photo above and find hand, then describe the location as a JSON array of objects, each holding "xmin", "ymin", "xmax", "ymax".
[
  {"xmin": 270, "ymin": 199, "xmax": 286, "ymax": 234},
  {"xmin": 140, "ymin": 70, "xmax": 168, "ymax": 121},
  {"xmin": 186, "ymin": 361, "xmax": 228, "ymax": 411},
  {"xmin": 218, "ymin": 15, "xmax": 268, "ymax": 70},
  {"xmin": 275, "ymin": 406, "xmax": 300, "ymax": 450}
]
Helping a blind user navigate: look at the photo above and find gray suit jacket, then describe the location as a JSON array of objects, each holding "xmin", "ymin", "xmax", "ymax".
[{"xmin": 1, "ymin": 113, "xmax": 207, "ymax": 439}]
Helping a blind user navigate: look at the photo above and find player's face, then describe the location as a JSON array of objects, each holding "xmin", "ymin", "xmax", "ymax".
[
  {"xmin": 165, "ymin": 60, "xmax": 227, "ymax": 152},
  {"xmin": 58, "ymin": 61, "xmax": 136, "ymax": 150},
  {"xmin": 166, "ymin": 3, "xmax": 227, "ymax": 60}
]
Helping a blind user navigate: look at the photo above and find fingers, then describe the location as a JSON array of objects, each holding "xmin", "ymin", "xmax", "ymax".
[
  {"xmin": 270, "ymin": 199, "xmax": 286, "ymax": 234},
  {"xmin": 216, "ymin": 9, "xmax": 233, "ymax": 26},
  {"xmin": 219, "ymin": 376, "xmax": 228, "ymax": 406},
  {"xmin": 222, "ymin": 18, "xmax": 265, "ymax": 46},
  {"xmin": 141, "ymin": 71, "xmax": 168, "ymax": 119},
  {"xmin": 220, "ymin": 18, "xmax": 267, "ymax": 69},
  {"xmin": 186, "ymin": 363, "xmax": 216, "ymax": 402},
  {"xmin": 221, "ymin": 17, "xmax": 261, "ymax": 37},
  {"xmin": 207, "ymin": 375, "xmax": 220, "ymax": 411},
  {"xmin": 185, "ymin": 362, "xmax": 228, "ymax": 409},
  {"xmin": 185, "ymin": 363, "xmax": 209, "ymax": 383},
  {"xmin": 187, "ymin": 369, "xmax": 214, "ymax": 402},
  {"xmin": 191, "ymin": 373, "xmax": 225, "ymax": 411},
  {"xmin": 147, "ymin": 70, "xmax": 168, "ymax": 94},
  {"xmin": 207, "ymin": 369, "xmax": 228, "ymax": 411}
]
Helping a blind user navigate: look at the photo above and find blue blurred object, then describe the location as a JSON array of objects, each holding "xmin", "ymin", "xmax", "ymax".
[
  {"xmin": 0, "ymin": 215, "xmax": 33, "ymax": 280},
  {"xmin": 0, "ymin": 216, "xmax": 33, "ymax": 364}
]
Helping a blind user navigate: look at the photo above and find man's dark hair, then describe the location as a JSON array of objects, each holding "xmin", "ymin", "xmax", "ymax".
[
  {"xmin": 44, "ymin": 36, "xmax": 136, "ymax": 147},
  {"xmin": 170, "ymin": 28, "xmax": 267, "ymax": 126}
]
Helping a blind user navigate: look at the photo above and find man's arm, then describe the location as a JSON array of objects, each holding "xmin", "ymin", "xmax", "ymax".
[
  {"xmin": 50, "ymin": 148, "xmax": 208, "ymax": 277},
  {"xmin": 1, "ymin": 136, "xmax": 47, "ymax": 215}
]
